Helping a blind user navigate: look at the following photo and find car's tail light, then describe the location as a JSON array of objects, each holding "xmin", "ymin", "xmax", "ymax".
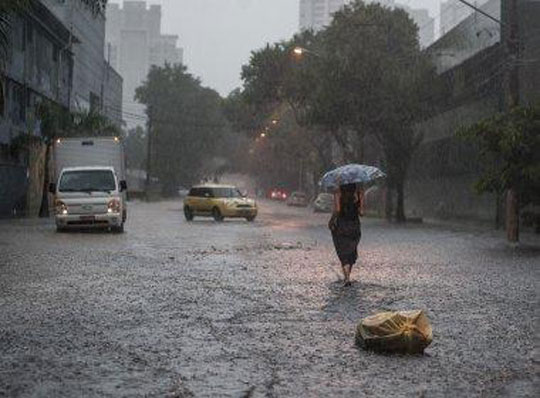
[
  {"xmin": 108, "ymin": 199, "xmax": 121, "ymax": 213},
  {"xmin": 55, "ymin": 199, "xmax": 68, "ymax": 215}
]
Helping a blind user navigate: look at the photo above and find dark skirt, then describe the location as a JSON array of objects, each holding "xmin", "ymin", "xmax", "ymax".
[{"xmin": 331, "ymin": 218, "xmax": 361, "ymax": 266}]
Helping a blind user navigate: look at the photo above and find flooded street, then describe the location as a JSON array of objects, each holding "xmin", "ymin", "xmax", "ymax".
[{"xmin": 0, "ymin": 200, "xmax": 538, "ymax": 397}]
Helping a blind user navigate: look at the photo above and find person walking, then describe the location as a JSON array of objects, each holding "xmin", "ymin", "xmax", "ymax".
[{"xmin": 329, "ymin": 183, "xmax": 364, "ymax": 286}]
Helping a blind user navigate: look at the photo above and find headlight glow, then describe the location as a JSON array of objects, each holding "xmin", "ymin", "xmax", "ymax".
[
  {"xmin": 108, "ymin": 199, "xmax": 121, "ymax": 213},
  {"xmin": 55, "ymin": 199, "xmax": 68, "ymax": 215}
]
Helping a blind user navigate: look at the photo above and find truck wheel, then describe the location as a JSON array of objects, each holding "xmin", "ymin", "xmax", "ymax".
[
  {"xmin": 245, "ymin": 216, "xmax": 256, "ymax": 222},
  {"xmin": 56, "ymin": 226, "xmax": 66, "ymax": 233},
  {"xmin": 184, "ymin": 206, "xmax": 194, "ymax": 221},
  {"xmin": 212, "ymin": 207, "xmax": 224, "ymax": 222}
]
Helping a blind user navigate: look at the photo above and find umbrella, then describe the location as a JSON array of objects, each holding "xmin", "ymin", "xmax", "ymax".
[{"xmin": 319, "ymin": 164, "xmax": 386, "ymax": 191}]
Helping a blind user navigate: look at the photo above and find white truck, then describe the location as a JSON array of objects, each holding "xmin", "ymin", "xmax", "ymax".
[{"xmin": 49, "ymin": 137, "xmax": 127, "ymax": 232}]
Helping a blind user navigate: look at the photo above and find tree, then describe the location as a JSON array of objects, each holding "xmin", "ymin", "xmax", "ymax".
[
  {"xmin": 135, "ymin": 64, "xmax": 226, "ymax": 195},
  {"xmin": 239, "ymin": 32, "xmax": 336, "ymax": 191},
  {"xmin": 124, "ymin": 126, "xmax": 147, "ymax": 171},
  {"xmin": 309, "ymin": 1, "xmax": 439, "ymax": 221},
  {"xmin": 460, "ymin": 105, "xmax": 540, "ymax": 241},
  {"xmin": 237, "ymin": 1, "xmax": 439, "ymax": 212}
]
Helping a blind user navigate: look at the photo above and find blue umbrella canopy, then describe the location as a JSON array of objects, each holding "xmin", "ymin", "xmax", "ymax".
[{"xmin": 319, "ymin": 164, "xmax": 386, "ymax": 191}]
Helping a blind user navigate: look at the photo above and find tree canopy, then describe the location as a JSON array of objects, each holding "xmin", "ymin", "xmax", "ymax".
[
  {"xmin": 135, "ymin": 64, "xmax": 226, "ymax": 194},
  {"xmin": 460, "ymin": 105, "xmax": 540, "ymax": 207},
  {"xmin": 235, "ymin": 0, "xmax": 438, "ymax": 220}
]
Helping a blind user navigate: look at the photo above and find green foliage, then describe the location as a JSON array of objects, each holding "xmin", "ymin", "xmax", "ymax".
[
  {"xmin": 124, "ymin": 126, "xmax": 147, "ymax": 171},
  {"xmin": 459, "ymin": 105, "xmax": 540, "ymax": 206},
  {"xmin": 68, "ymin": 109, "xmax": 122, "ymax": 138},
  {"xmin": 237, "ymin": 0, "xmax": 438, "ymax": 219},
  {"xmin": 37, "ymin": 102, "xmax": 121, "ymax": 140},
  {"xmin": 135, "ymin": 63, "xmax": 226, "ymax": 194}
]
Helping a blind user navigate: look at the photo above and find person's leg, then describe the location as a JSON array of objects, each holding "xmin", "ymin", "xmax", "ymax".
[
  {"xmin": 341, "ymin": 264, "xmax": 348, "ymax": 281},
  {"xmin": 346, "ymin": 264, "xmax": 353, "ymax": 285},
  {"xmin": 343, "ymin": 264, "xmax": 351, "ymax": 285}
]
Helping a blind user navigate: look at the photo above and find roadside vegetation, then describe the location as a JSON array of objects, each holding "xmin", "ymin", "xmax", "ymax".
[
  {"xmin": 135, "ymin": 64, "xmax": 229, "ymax": 195},
  {"xmin": 225, "ymin": 1, "xmax": 440, "ymax": 222}
]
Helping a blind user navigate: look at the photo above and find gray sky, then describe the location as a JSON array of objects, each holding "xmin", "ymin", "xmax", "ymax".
[{"xmin": 111, "ymin": 1, "xmax": 445, "ymax": 97}]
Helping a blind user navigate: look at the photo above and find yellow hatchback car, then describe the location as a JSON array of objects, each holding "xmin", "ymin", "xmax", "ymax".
[{"xmin": 183, "ymin": 185, "xmax": 258, "ymax": 222}]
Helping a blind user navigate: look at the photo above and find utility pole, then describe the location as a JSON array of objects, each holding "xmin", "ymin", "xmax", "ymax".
[
  {"xmin": 502, "ymin": 0, "xmax": 520, "ymax": 243},
  {"xmin": 145, "ymin": 105, "xmax": 153, "ymax": 201}
]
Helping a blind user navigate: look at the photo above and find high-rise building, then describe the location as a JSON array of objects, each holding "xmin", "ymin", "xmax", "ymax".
[
  {"xmin": 299, "ymin": 0, "xmax": 346, "ymax": 31},
  {"xmin": 399, "ymin": 5, "xmax": 435, "ymax": 48},
  {"xmin": 105, "ymin": 1, "xmax": 183, "ymax": 124},
  {"xmin": 41, "ymin": 0, "xmax": 123, "ymax": 126}
]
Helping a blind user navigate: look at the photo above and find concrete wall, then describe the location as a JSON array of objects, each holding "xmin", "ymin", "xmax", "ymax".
[
  {"xmin": 0, "ymin": 6, "xmax": 72, "ymax": 144},
  {"xmin": 519, "ymin": 0, "xmax": 540, "ymax": 106},
  {"xmin": 0, "ymin": 1, "xmax": 73, "ymax": 217},
  {"xmin": 405, "ymin": 0, "xmax": 540, "ymax": 223},
  {"xmin": 42, "ymin": 0, "xmax": 123, "ymax": 119},
  {"xmin": 103, "ymin": 62, "xmax": 123, "ymax": 127}
]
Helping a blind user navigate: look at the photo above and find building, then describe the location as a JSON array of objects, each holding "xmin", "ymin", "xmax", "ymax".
[
  {"xmin": 40, "ymin": 0, "xmax": 123, "ymax": 127},
  {"xmin": 0, "ymin": 1, "xmax": 74, "ymax": 216},
  {"xmin": 399, "ymin": 5, "xmax": 435, "ymax": 48},
  {"xmin": 406, "ymin": 0, "xmax": 540, "ymax": 223},
  {"xmin": 299, "ymin": 1, "xmax": 434, "ymax": 48},
  {"xmin": 299, "ymin": 0, "xmax": 346, "ymax": 31},
  {"xmin": 440, "ymin": 0, "xmax": 490, "ymax": 36},
  {"xmin": 105, "ymin": 1, "xmax": 184, "ymax": 125}
]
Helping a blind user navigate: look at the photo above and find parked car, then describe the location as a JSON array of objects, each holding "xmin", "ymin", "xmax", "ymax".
[
  {"xmin": 268, "ymin": 188, "xmax": 289, "ymax": 201},
  {"xmin": 287, "ymin": 191, "xmax": 309, "ymax": 207},
  {"xmin": 313, "ymin": 193, "xmax": 334, "ymax": 213},
  {"xmin": 177, "ymin": 185, "xmax": 190, "ymax": 198},
  {"xmin": 183, "ymin": 185, "xmax": 258, "ymax": 222}
]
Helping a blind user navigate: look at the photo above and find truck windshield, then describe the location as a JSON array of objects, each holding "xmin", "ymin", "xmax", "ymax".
[{"xmin": 59, "ymin": 170, "xmax": 116, "ymax": 192}]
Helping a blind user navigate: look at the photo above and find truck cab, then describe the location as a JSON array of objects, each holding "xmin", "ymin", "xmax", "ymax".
[
  {"xmin": 50, "ymin": 166, "xmax": 127, "ymax": 232},
  {"xmin": 49, "ymin": 137, "xmax": 128, "ymax": 233}
]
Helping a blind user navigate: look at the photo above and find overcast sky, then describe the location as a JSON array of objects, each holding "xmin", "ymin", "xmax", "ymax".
[{"xmin": 111, "ymin": 1, "xmax": 445, "ymax": 97}]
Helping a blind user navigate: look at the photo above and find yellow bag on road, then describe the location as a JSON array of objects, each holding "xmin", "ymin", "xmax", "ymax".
[{"xmin": 356, "ymin": 310, "xmax": 433, "ymax": 354}]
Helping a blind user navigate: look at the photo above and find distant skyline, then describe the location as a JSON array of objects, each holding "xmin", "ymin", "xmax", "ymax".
[{"xmin": 109, "ymin": 1, "xmax": 458, "ymax": 97}]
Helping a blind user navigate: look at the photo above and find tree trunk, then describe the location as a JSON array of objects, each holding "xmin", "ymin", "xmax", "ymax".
[
  {"xmin": 385, "ymin": 185, "xmax": 393, "ymax": 222},
  {"xmin": 506, "ymin": 188, "xmax": 519, "ymax": 243},
  {"xmin": 395, "ymin": 181, "xmax": 406, "ymax": 223},
  {"xmin": 495, "ymin": 192, "xmax": 503, "ymax": 230}
]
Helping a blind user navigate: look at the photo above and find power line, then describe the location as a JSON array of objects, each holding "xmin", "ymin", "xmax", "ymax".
[{"xmin": 455, "ymin": 0, "xmax": 503, "ymax": 26}]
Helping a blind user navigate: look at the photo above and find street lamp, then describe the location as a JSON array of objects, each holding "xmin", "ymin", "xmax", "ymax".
[{"xmin": 292, "ymin": 46, "xmax": 320, "ymax": 58}]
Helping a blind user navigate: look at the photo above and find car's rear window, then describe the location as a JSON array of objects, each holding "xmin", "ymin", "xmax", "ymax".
[
  {"xmin": 211, "ymin": 188, "xmax": 241, "ymax": 198},
  {"xmin": 188, "ymin": 188, "xmax": 201, "ymax": 197}
]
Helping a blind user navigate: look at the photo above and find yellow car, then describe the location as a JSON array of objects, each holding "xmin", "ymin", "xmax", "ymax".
[{"xmin": 183, "ymin": 185, "xmax": 258, "ymax": 222}]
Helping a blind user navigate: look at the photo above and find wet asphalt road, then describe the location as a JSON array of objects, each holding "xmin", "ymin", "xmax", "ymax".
[{"xmin": 0, "ymin": 200, "xmax": 538, "ymax": 397}]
